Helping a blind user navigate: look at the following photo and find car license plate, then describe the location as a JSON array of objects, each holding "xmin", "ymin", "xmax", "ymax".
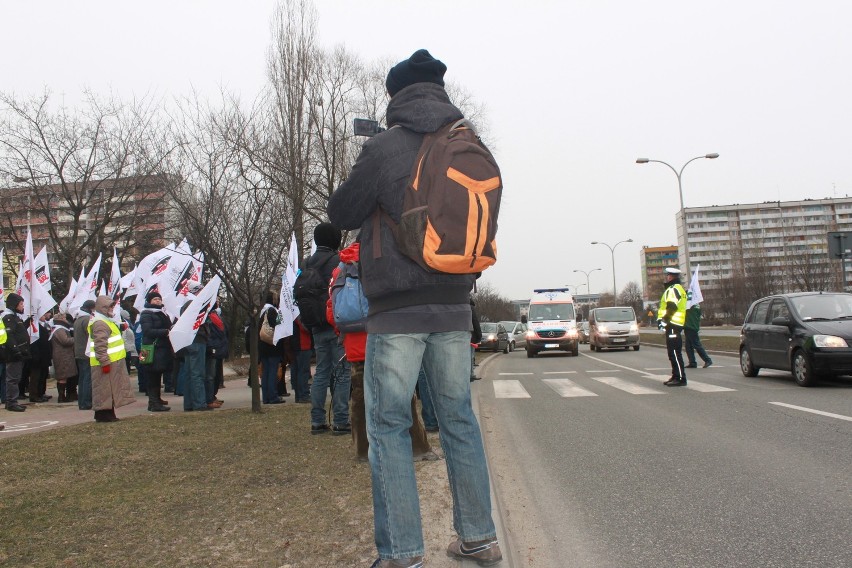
[
  {"xmin": 545, "ymin": 343, "xmax": 559, "ymax": 348},
  {"xmin": 613, "ymin": 338, "xmax": 626, "ymax": 343}
]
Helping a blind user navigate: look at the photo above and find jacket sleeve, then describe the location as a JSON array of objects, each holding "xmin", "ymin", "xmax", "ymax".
[
  {"xmin": 140, "ymin": 312, "xmax": 169, "ymax": 339},
  {"xmin": 54, "ymin": 328, "xmax": 75, "ymax": 348},
  {"xmin": 91, "ymin": 321, "xmax": 112, "ymax": 366},
  {"xmin": 327, "ymin": 140, "xmax": 382, "ymax": 229}
]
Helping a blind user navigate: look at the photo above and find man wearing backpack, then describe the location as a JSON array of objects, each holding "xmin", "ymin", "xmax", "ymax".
[
  {"xmin": 299, "ymin": 222, "xmax": 351, "ymax": 435},
  {"xmin": 327, "ymin": 49, "xmax": 501, "ymax": 568}
]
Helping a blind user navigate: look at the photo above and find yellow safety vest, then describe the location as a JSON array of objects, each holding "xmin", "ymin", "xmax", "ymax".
[
  {"xmin": 0, "ymin": 318, "xmax": 7, "ymax": 346},
  {"xmin": 657, "ymin": 283, "xmax": 687, "ymax": 327},
  {"xmin": 87, "ymin": 317, "xmax": 126, "ymax": 366}
]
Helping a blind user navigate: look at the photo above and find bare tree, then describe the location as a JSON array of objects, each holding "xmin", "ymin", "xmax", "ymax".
[
  {"xmin": 473, "ymin": 282, "xmax": 515, "ymax": 322},
  {"xmin": 0, "ymin": 90, "xmax": 168, "ymax": 295},
  {"xmin": 161, "ymin": 92, "xmax": 292, "ymax": 412},
  {"xmin": 617, "ymin": 281, "xmax": 644, "ymax": 314}
]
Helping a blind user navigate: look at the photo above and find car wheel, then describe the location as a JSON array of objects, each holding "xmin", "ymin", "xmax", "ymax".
[
  {"xmin": 572, "ymin": 346, "xmax": 579, "ymax": 357},
  {"xmin": 624, "ymin": 346, "xmax": 630, "ymax": 351},
  {"xmin": 633, "ymin": 345, "xmax": 640, "ymax": 351},
  {"xmin": 502, "ymin": 343, "xmax": 509, "ymax": 354},
  {"xmin": 590, "ymin": 341, "xmax": 596, "ymax": 352},
  {"xmin": 508, "ymin": 341, "xmax": 515, "ymax": 353},
  {"xmin": 526, "ymin": 348, "xmax": 536, "ymax": 358},
  {"xmin": 739, "ymin": 347, "xmax": 760, "ymax": 377},
  {"xmin": 792, "ymin": 349, "xmax": 817, "ymax": 387}
]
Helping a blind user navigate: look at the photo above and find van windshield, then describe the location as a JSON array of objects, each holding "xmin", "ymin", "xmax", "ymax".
[
  {"xmin": 529, "ymin": 303, "xmax": 575, "ymax": 321},
  {"xmin": 594, "ymin": 307, "xmax": 636, "ymax": 322},
  {"xmin": 793, "ymin": 294, "xmax": 852, "ymax": 321}
]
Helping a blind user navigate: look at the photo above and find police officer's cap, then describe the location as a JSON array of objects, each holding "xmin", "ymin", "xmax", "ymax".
[{"xmin": 664, "ymin": 267, "xmax": 682, "ymax": 274}]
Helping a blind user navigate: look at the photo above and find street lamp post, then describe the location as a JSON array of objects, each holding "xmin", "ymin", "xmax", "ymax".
[
  {"xmin": 635, "ymin": 153, "xmax": 719, "ymax": 281},
  {"xmin": 573, "ymin": 268, "xmax": 602, "ymax": 297},
  {"xmin": 591, "ymin": 240, "xmax": 633, "ymax": 301}
]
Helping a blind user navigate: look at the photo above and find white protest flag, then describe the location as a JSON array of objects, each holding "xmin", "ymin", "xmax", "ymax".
[
  {"xmin": 190, "ymin": 249, "xmax": 204, "ymax": 285},
  {"xmin": 687, "ymin": 264, "xmax": 704, "ymax": 309},
  {"xmin": 59, "ymin": 277, "xmax": 77, "ymax": 314},
  {"xmin": 0, "ymin": 248, "xmax": 4, "ymax": 298},
  {"xmin": 16, "ymin": 229, "xmax": 40, "ymax": 341},
  {"xmin": 160, "ymin": 248, "xmax": 197, "ymax": 319},
  {"xmin": 120, "ymin": 264, "xmax": 138, "ymax": 297},
  {"xmin": 132, "ymin": 245, "xmax": 175, "ymax": 312},
  {"xmin": 34, "ymin": 246, "xmax": 51, "ymax": 292},
  {"xmin": 107, "ymin": 247, "xmax": 122, "ymax": 300},
  {"xmin": 274, "ymin": 232, "xmax": 301, "ymax": 343},
  {"xmin": 98, "ymin": 280, "xmax": 107, "ymax": 297},
  {"xmin": 168, "ymin": 275, "xmax": 221, "ymax": 353},
  {"xmin": 69, "ymin": 254, "xmax": 101, "ymax": 316}
]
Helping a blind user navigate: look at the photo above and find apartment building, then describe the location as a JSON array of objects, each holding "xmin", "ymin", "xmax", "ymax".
[
  {"xmin": 677, "ymin": 197, "xmax": 852, "ymax": 294},
  {"xmin": 639, "ymin": 245, "xmax": 679, "ymax": 301}
]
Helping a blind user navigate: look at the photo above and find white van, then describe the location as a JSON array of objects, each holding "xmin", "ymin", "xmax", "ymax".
[
  {"xmin": 588, "ymin": 306, "xmax": 640, "ymax": 351},
  {"xmin": 522, "ymin": 288, "xmax": 579, "ymax": 357}
]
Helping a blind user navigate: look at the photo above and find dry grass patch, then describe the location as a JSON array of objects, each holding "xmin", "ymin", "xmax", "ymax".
[{"xmin": 0, "ymin": 404, "xmax": 379, "ymax": 567}]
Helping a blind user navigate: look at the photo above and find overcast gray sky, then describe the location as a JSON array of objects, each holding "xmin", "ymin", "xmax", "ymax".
[{"xmin": 3, "ymin": 0, "xmax": 850, "ymax": 300}]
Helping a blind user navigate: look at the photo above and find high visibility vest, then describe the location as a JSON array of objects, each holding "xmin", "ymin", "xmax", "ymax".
[
  {"xmin": 0, "ymin": 318, "xmax": 7, "ymax": 346},
  {"xmin": 87, "ymin": 317, "xmax": 126, "ymax": 366},
  {"xmin": 657, "ymin": 283, "xmax": 687, "ymax": 327}
]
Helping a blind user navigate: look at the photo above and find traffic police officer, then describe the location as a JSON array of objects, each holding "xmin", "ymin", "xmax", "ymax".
[{"xmin": 657, "ymin": 267, "xmax": 688, "ymax": 386}]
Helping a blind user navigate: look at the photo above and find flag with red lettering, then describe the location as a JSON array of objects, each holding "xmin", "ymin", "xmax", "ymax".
[{"xmin": 168, "ymin": 275, "xmax": 221, "ymax": 353}]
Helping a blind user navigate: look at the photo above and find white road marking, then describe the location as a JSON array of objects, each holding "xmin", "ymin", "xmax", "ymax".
[
  {"xmin": 542, "ymin": 370, "xmax": 577, "ymax": 374},
  {"xmin": 684, "ymin": 381, "xmax": 736, "ymax": 393},
  {"xmin": 582, "ymin": 353, "xmax": 656, "ymax": 376},
  {"xmin": 592, "ymin": 377, "xmax": 664, "ymax": 395},
  {"xmin": 644, "ymin": 367, "xmax": 670, "ymax": 371},
  {"xmin": 0, "ymin": 420, "xmax": 59, "ymax": 432},
  {"xmin": 542, "ymin": 379, "xmax": 597, "ymax": 398},
  {"xmin": 586, "ymin": 369, "xmax": 619, "ymax": 373},
  {"xmin": 493, "ymin": 380, "xmax": 531, "ymax": 398},
  {"xmin": 769, "ymin": 402, "xmax": 852, "ymax": 422},
  {"xmin": 498, "ymin": 372, "xmax": 534, "ymax": 376}
]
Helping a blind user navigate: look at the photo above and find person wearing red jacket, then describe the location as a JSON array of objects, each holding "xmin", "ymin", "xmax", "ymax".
[{"xmin": 327, "ymin": 242, "xmax": 435, "ymax": 461}]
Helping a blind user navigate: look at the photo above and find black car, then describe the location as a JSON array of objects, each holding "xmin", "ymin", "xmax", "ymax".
[
  {"xmin": 739, "ymin": 292, "xmax": 852, "ymax": 386},
  {"xmin": 477, "ymin": 322, "xmax": 510, "ymax": 353}
]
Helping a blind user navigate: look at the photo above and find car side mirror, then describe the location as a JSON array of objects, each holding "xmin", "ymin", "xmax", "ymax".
[
  {"xmin": 521, "ymin": 315, "xmax": 528, "ymax": 324},
  {"xmin": 771, "ymin": 316, "xmax": 792, "ymax": 327}
]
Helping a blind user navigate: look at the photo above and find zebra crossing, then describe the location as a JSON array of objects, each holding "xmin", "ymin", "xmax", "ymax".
[{"xmin": 492, "ymin": 372, "xmax": 735, "ymax": 399}]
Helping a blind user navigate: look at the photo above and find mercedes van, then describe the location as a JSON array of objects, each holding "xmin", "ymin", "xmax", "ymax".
[{"xmin": 522, "ymin": 288, "xmax": 579, "ymax": 357}]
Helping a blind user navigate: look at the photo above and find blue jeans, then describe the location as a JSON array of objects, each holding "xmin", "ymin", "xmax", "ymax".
[
  {"xmin": 310, "ymin": 328, "xmax": 351, "ymax": 427},
  {"xmin": 416, "ymin": 366, "xmax": 438, "ymax": 430},
  {"xmin": 76, "ymin": 358, "xmax": 92, "ymax": 410},
  {"xmin": 290, "ymin": 349, "xmax": 312, "ymax": 401},
  {"xmin": 181, "ymin": 344, "xmax": 207, "ymax": 411},
  {"xmin": 684, "ymin": 327, "xmax": 712, "ymax": 365},
  {"xmin": 364, "ymin": 331, "xmax": 495, "ymax": 559},
  {"xmin": 205, "ymin": 357, "xmax": 216, "ymax": 403},
  {"xmin": 0, "ymin": 362, "xmax": 6, "ymax": 403},
  {"xmin": 261, "ymin": 355, "xmax": 281, "ymax": 403}
]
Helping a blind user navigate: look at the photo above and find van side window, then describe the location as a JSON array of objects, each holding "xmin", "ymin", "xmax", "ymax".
[{"xmin": 767, "ymin": 300, "xmax": 790, "ymax": 323}]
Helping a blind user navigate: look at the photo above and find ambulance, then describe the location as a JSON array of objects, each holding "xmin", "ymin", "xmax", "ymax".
[{"xmin": 522, "ymin": 288, "xmax": 579, "ymax": 357}]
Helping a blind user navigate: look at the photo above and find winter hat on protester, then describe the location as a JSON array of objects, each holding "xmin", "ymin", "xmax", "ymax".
[
  {"xmin": 386, "ymin": 49, "xmax": 447, "ymax": 97},
  {"xmin": 80, "ymin": 299, "xmax": 96, "ymax": 313},
  {"xmin": 314, "ymin": 222, "xmax": 342, "ymax": 250},
  {"xmin": 6, "ymin": 292, "xmax": 24, "ymax": 312},
  {"xmin": 146, "ymin": 291, "xmax": 162, "ymax": 303}
]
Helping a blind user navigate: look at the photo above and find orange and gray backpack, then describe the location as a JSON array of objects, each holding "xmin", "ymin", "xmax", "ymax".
[{"xmin": 391, "ymin": 119, "xmax": 502, "ymax": 274}]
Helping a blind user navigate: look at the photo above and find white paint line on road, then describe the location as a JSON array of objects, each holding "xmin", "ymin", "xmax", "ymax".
[
  {"xmin": 769, "ymin": 402, "xmax": 852, "ymax": 422},
  {"xmin": 493, "ymin": 380, "xmax": 531, "ymax": 398},
  {"xmin": 644, "ymin": 367, "xmax": 670, "ymax": 371},
  {"xmin": 582, "ymin": 353, "xmax": 656, "ymax": 376},
  {"xmin": 542, "ymin": 371, "xmax": 577, "ymax": 374},
  {"xmin": 498, "ymin": 372, "xmax": 535, "ymax": 376},
  {"xmin": 592, "ymin": 377, "xmax": 664, "ymax": 395},
  {"xmin": 586, "ymin": 369, "xmax": 620, "ymax": 373},
  {"xmin": 0, "ymin": 420, "xmax": 59, "ymax": 433},
  {"xmin": 685, "ymin": 381, "xmax": 736, "ymax": 393},
  {"xmin": 542, "ymin": 379, "xmax": 598, "ymax": 398}
]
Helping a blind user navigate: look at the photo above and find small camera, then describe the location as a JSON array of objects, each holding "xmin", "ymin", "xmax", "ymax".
[{"xmin": 353, "ymin": 118, "xmax": 383, "ymax": 138}]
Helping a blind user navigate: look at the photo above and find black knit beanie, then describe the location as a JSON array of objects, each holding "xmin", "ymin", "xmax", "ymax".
[
  {"xmin": 146, "ymin": 290, "xmax": 163, "ymax": 303},
  {"xmin": 386, "ymin": 49, "xmax": 447, "ymax": 97},
  {"xmin": 314, "ymin": 222, "xmax": 342, "ymax": 250}
]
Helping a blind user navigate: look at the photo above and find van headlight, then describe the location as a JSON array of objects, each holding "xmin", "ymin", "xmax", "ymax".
[
  {"xmin": 630, "ymin": 323, "xmax": 639, "ymax": 333},
  {"xmin": 813, "ymin": 335, "xmax": 848, "ymax": 348},
  {"xmin": 597, "ymin": 325, "xmax": 608, "ymax": 334}
]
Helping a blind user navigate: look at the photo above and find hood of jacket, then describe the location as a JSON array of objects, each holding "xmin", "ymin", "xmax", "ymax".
[
  {"xmin": 386, "ymin": 83, "xmax": 463, "ymax": 134},
  {"xmin": 94, "ymin": 295, "xmax": 114, "ymax": 318}
]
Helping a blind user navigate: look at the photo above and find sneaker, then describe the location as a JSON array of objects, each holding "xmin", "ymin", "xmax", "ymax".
[
  {"xmin": 446, "ymin": 537, "xmax": 502, "ymax": 566},
  {"xmin": 370, "ymin": 557, "xmax": 424, "ymax": 568},
  {"xmin": 703, "ymin": 361, "xmax": 713, "ymax": 368},
  {"xmin": 311, "ymin": 424, "xmax": 330, "ymax": 435},
  {"xmin": 331, "ymin": 423, "xmax": 352, "ymax": 435}
]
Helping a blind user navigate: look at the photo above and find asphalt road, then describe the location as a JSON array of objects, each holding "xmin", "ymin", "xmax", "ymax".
[{"xmin": 476, "ymin": 345, "xmax": 852, "ymax": 568}]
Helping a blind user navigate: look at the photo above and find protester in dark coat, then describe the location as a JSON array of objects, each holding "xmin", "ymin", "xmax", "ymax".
[
  {"xmin": 51, "ymin": 313, "xmax": 77, "ymax": 403},
  {"xmin": 73, "ymin": 299, "xmax": 96, "ymax": 410},
  {"xmin": 2, "ymin": 293, "xmax": 31, "ymax": 412},
  {"xmin": 139, "ymin": 291, "xmax": 172, "ymax": 412}
]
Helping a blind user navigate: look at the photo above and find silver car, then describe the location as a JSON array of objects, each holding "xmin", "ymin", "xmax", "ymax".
[{"xmin": 499, "ymin": 321, "xmax": 527, "ymax": 352}]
